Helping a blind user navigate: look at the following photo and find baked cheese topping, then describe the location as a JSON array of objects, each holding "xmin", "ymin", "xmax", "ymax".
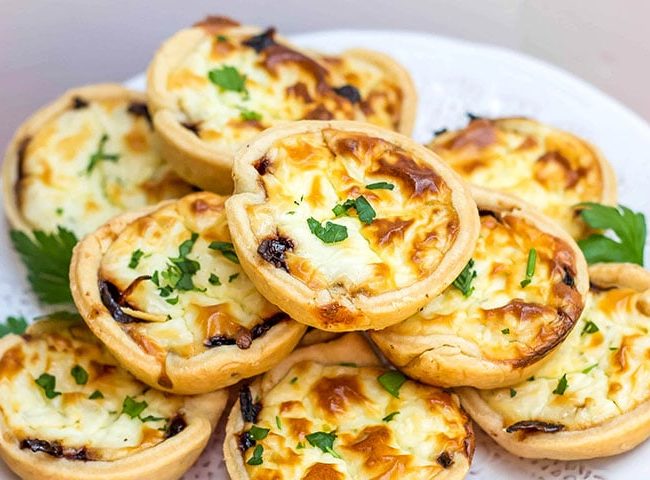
[
  {"xmin": 0, "ymin": 320, "xmax": 185, "ymax": 461},
  {"xmin": 239, "ymin": 363, "xmax": 472, "ymax": 479},
  {"xmin": 248, "ymin": 128, "xmax": 459, "ymax": 295},
  {"xmin": 17, "ymin": 96, "xmax": 193, "ymax": 237},
  {"xmin": 163, "ymin": 21, "xmax": 403, "ymax": 153},
  {"xmin": 380, "ymin": 210, "xmax": 583, "ymax": 365},
  {"xmin": 429, "ymin": 118, "xmax": 605, "ymax": 238},
  {"xmin": 100, "ymin": 193, "xmax": 285, "ymax": 360},
  {"xmin": 478, "ymin": 285, "xmax": 650, "ymax": 432}
]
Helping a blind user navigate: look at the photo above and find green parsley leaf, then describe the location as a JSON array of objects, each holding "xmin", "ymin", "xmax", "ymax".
[
  {"xmin": 306, "ymin": 431, "xmax": 341, "ymax": 458},
  {"xmin": 296, "ymin": 442, "xmax": 305, "ymax": 449},
  {"xmin": 166, "ymin": 297, "xmax": 179, "ymax": 305},
  {"xmin": 366, "ymin": 181, "xmax": 395, "ymax": 190},
  {"xmin": 332, "ymin": 196, "xmax": 375, "ymax": 224},
  {"xmin": 510, "ymin": 388, "xmax": 517, "ymax": 398},
  {"xmin": 141, "ymin": 415, "xmax": 166, "ymax": 423},
  {"xmin": 70, "ymin": 365, "xmax": 88, "ymax": 385},
  {"xmin": 89, "ymin": 390, "xmax": 104, "ymax": 400},
  {"xmin": 577, "ymin": 203, "xmax": 646, "ymax": 266},
  {"xmin": 501, "ymin": 328, "xmax": 510, "ymax": 335},
  {"xmin": 228, "ymin": 273, "xmax": 240, "ymax": 283},
  {"xmin": 332, "ymin": 203, "xmax": 349, "ymax": 217},
  {"xmin": 249, "ymin": 425, "xmax": 270, "ymax": 441},
  {"xmin": 129, "ymin": 249, "xmax": 144, "ymax": 269},
  {"xmin": 307, "ymin": 217, "xmax": 348, "ymax": 243},
  {"xmin": 121, "ymin": 396, "xmax": 148, "ymax": 418},
  {"xmin": 276, "ymin": 416, "xmax": 282, "ymax": 429},
  {"xmin": 208, "ymin": 65, "xmax": 247, "ymax": 93},
  {"xmin": 156, "ymin": 233, "xmax": 201, "ymax": 296},
  {"xmin": 208, "ymin": 241, "xmax": 239, "ymax": 264},
  {"xmin": 216, "ymin": 34, "xmax": 228, "ymax": 42},
  {"xmin": 582, "ymin": 363, "xmax": 599, "ymax": 374},
  {"xmin": 452, "ymin": 259, "xmax": 477, "ymax": 297},
  {"xmin": 382, "ymin": 411, "xmax": 400, "ymax": 422},
  {"xmin": 247, "ymin": 444, "xmax": 264, "ymax": 465},
  {"xmin": 520, "ymin": 248, "xmax": 537, "ymax": 288},
  {"xmin": 86, "ymin": 133, "xmax": 120, "ymax": 174},
  {"xmin": 240, "ymin": 108, "xmax": 262, "ymax": 121},
  {"xmin": 0, "ymin": 316, "xmax": 28, "ymax": 338},
  {"xmin": 178, "ymin": 233, "xmax": 199, "ymax": 258},
  {"xmin": 10, "ymin": 227, "xmax": 77, "ymax": 304},
  {"xmin": 209, "ymin": 273, "xmax": 221, "ymax": 286},
  {"xmin": 35, "ymin": 373, "xmax": 60, "ymax": 399},
  {"xmin": 581, "ymin": 320, "xmax": 599, "ymax": 335},
  {"xmin": 55, "ymin": 207, "xmax": 64, "ymax": 216},
  {"xmin": 377, "ymin": 371, "xmax": 406, "ymax": 398},
  {"xmin": 553, "ymin": 374, "xmax": 569, "ymax": 395}
]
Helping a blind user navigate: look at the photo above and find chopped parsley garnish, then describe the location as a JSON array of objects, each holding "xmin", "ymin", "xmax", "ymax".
[
  {"xmin": 247, "ymin": 444, "xmax": 264, "ymax": 465},
  {"xmin": 121, "ymin": 396, "xmax": 148, "ymax": 419},
  {"xmin": 141, "ymin": 415, "xmax": 166, "ymax": 423},
  {"xmin": 307, "ymin": 217, "xmax": 348, "ymax": 243},
  {"xmin": 296, "ymin": 442, "xmax": 305, "ymax": 449},
  {"xmin": 452, "ymin": 259, "xmax": 477, "ymax": 297},
  {"xmin": 239, "ymin": 108, "xmax": 262, "ymax": 121},
  {"xmin": 55, "ymin": 208, "xmax": 64, "ymax": 216},
  {"xmin": 577, "ymin": 203, "xmax": 646, "ymax": 266},
  {"xmin": 35, "ymin": 373, "xmax": 60, "ymax": 399},
  {"xmin": 209, "ymin": 241, "xmax": 239, "ymax": 264},
  {"xmin": 129, "ymin": 249, "xmax": 144, "ymax": 269},
  {"xmin": 501, "ymin": 328, "xmax": 510, "ymax": 335},
  {"xmin": 228, "ymin": 273, "xmax": 239, "ymax": 283},
  {"xmin": 290, "ymin": 377, "xmax": 298, "ymax": 384},
  {"xmin": 382, "ymin": 411, "xmax": 400, "ymax": 422},
  {"xmin": 89, "ymin": 390, "xmax": 104, "ymax": 400},
  {"xmin": 166, "ymin": 297, "xmax": 179, "ymax": 305},
  {"xmin": 209, "ymin": 273, "xmax": 221, "ymax": 286},
  {"xmin": 216, "ymin": 34, "xmax": 228, "ymax": 42},
  {"xmin": 366, "ymin": 181, "xmax": 395, "ymax": 190},
  {"xmin": 581, "ymin": 320, "xmax": 599, "ymax": 335},
  {"xmin": 510, "ymin": 388, "xmax": 517, "ymax": 398},
  {"xmin": 208, "ymin": 65, "xmax": 247, "ymax": 94},
  {"xmin": 306, "ymin": 431, "xmax": 341, "ymax": 458},
  {"xmin": 10, "ymin": 227, "xmax": 77, "ymax": 304},
  {"xmin": 70, "ymin": 365, "xmax": 88, "ymax": 385},
  {"xmin": 155, "ymin": 233, "xmax": 201, "ymax": 297},
  {"xmin": 332, "ymin": 196, "xmax": 376, "ymax": 224},
  {"xmin": 86, "ymin": 133, "xmax": 120, "ymax": 174},
  {"xmin": 276, "ymin": 415, "xmax": 282, "ymax": 430},
  {"xmin": 582, "ymin": 363, "xmax": 599, "ymax": 374},
  {"xmin": 377, "ymin": 371, "xmax": 406, "ymax": 398},
  {"xmin": 520, "ymin": 248, "xmax": 537, "ymax": 288},
  {"xmin": 249, "ymin": 425, "xmax": 269, "ymax": 440},
  {"xmin": 553, "ymin": 374, "xmax": 569, "ymax": 395},
  {"xmin": 0, "ymin": 315, "xmax": 27, "ymax": 338}
]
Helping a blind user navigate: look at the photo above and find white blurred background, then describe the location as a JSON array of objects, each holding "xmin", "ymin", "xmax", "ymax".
[{"xmin": 1, "ymin": 0, "xmax": 649, "ymax": 149}]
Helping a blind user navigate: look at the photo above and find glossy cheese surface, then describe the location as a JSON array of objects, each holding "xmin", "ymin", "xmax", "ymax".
[
  {"xmin": 0, "ymin": 321, "xmax": 184, "ymax": 461},
  {"xmin": 100, "ymin": 193, "xmax": 283, "ymax": 359},
  {"xmin": 380, "ymin": 211, "xmax": 583, "ymax": 365},
  {"xmin": 240, "ymin": 362, "xmax": 472, "ymax": 479},
  {"xmin": 429, "ymin": 118, "xmax": 605, "ymax": 238},
  {"xmin": 248, "ymin": 128, "xmax": 460, "ymax": 295},
  {"xmin": 479, "ymin": 286, "xmax": 650, "ymax": 431},
  {"xmin": 18, "ymin": 97, "xmax": 192, "ymax": 236},
  {"xmin": 163, "ymin": 23, "xmax": 403, "ymax": 153}
]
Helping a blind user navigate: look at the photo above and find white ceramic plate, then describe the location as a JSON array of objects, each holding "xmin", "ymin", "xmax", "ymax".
[{"xmin": 2, "ymin": 30, "xmax": 649, "ymax": 480}]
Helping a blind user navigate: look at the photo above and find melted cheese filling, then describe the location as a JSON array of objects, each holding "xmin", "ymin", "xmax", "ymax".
[
  {"xmin": 100, "ymin": 193, "xmax": 282, "ymax": 359},
  {"xmin": 165, "ymin": 28, "xmax": 402, "ymax": 154},
  {"xmin": 479, "ymin": 287, "xmax": 650, "ymax": 430},
  {"xmin": 242, "ymin": 363, "xmax": 470, "ymax": 479},
  {"xmin": 429, "ymin": 119, "xmax": 604, "ymax": 238},
  {"xmin": 18, "ymin": 98, "xmax": 192, "ymax": 237},
  {"xmin": 248, "ymin": 129, "xmax": 459, "ymax": 295},
  {"xmin": 0, "ymin": 323, "xmax": 184, "ymax": 461},
  {"xmin": 381, "ymin": 213, "xmax": 582, "ymax": 365}
]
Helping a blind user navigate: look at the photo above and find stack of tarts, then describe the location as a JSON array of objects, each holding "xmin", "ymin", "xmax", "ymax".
[{"xmin": 1, "ymin": 13, "xmax": 648, "ymax": 480}]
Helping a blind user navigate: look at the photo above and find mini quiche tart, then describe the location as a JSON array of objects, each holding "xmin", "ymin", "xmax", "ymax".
[
  {"xmin": 371, "ymin": 187, "xmax": 589, "ymax": 389},
  {"xmin": 70, "ymin": 192, "xmax": 306, "ymax": 394},
  {"xmin": 224, "ymin": 334, "xmax": 474, "ymax": 480},
  {"xmin": 427, "ymin": 117, "xmax": 617, "ymax": 238},
  {"xmin": 458, "ymin": 263, "xmax": 650, "ymax": 460},
  {"xmin": 226, "ymin": 121, "xmax": 479, "ymax": 332},
  {"xmin": 0, "ymin": 313, "xmax": 226, "ymax": 480},
  {"xmin": 2, "ymin": 83, "xmax": 193, "ymax": 238},
  {"xmin": 147, "ymin": 16, "xmax": 416, "ymax": 192}
]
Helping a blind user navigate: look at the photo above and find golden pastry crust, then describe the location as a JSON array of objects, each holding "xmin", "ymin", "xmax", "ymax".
[
  {"xmin": 224, "ymin": 334, "xmax": 474, "ymax": 480},
  {"xmin": 0, "ymin": 315, "xmax": 226, "ymax": 480},
  {"xmin": 147, "ymin": 16, "xmax": 417, "ymax": 192},
  {"xmin": 428, "ymin": 117, "xmax": 617, "ymax": 238},
  {"xmin": 226, "ymin": 120, "xmax": 479, "ymax": 331},
  {"xmin": 2, "ymin": 83, "xmax": 192, "ymax": 237},
  {"xmin": 459, "ymin": 263, "xmax": 650, "ymax": 460},
  {"xmin": 70, "ymin": 192, "xmax": 306, "ymax": 394},
  {"xmin": 371, "ymin": 187, "xmax": 589, "ymax": 388}
]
